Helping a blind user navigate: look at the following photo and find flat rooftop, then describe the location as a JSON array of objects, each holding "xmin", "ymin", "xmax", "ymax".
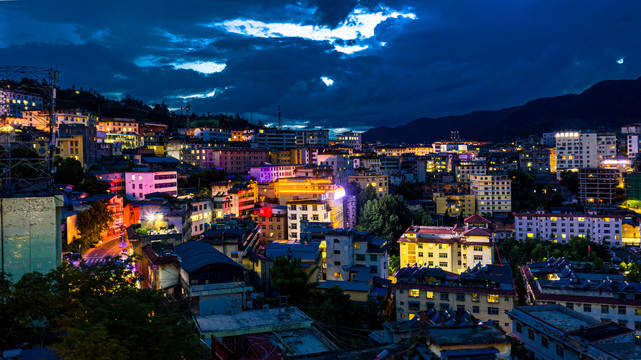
[
  {"xmin": 267, "ymin": 328, "xmax": 338, "ymax": 356},
  {"xmin": 424, "ymin": 325, "xmax": 507, "ymax": 346},
  {"xmin": 516, "ymin": 305, "xmax": 598, "ymax": 331},
  {"xmin": 595, "ymin": 342, "xmax": 641, "ymax": 359},
  {"xmin": 195, "ymin": 307, "xmax": 313, "ymax": 337}
]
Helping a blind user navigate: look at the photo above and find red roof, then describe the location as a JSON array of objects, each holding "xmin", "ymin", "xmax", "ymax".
[
  {"xmin": 463, "ymin": 227, "xmax": 491, "ymax": 237},
  {"xmin": 464, "ymin": 214, "xmax": 491, "ymax": 224}
]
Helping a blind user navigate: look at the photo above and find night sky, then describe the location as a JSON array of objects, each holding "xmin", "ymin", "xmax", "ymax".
[{"xmin": 2, "ymin": 0, "xmax": 640, "ymax": 133}]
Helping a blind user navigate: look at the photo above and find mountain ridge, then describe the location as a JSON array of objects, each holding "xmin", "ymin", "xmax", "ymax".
[{"xmin": 362, "ymin": 76, "xmax": 641, "ymax": 144}]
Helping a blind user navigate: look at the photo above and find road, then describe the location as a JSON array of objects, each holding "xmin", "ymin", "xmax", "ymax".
[{"xmin": 83, "ymin": 238, "xmax": 124, "ymax": 265}]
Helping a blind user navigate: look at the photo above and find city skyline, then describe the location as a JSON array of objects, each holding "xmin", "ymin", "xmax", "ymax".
[{"xmin": 2, "ymin": 0, "xmax": 641, "ymax": 131}]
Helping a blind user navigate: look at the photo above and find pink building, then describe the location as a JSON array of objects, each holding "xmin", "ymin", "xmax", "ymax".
[
  {"xmin": 96, "ymin": 172, "xmax": 125, "ymax": 195},
  {"xmin": 248, "ymin": 164, "xmax": 297, "ymax": 183},
  {"xmin": 124, "ymin": 170, "xmax": 178, "ymax": 200},
  {"xmin": 201, "ymin": 148, "xmax": 269, "ymax": 174}
]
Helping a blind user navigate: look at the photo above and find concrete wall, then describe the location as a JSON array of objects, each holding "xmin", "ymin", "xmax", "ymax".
[{"xmin": 1, "ymin": 195, "xmax": 64, "ymax": 281}]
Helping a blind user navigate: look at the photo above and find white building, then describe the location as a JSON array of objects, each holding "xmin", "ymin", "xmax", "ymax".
[
  {"xmin": 0, "ymin": 90, "xmax": 43, "ymax": 118},
  {"xmin": 470, "ymin": 175, "xmax": 511, "ymax": 217},
  {"xmin": 190, "ymin": 199, "xmax": 213, "ymax": 236},
  {"xmin": 555, "ymin": 131, "xmax": 616, "ymax": 172},
  {"xmin": 336, "ymin": 131, "xmax": 362, "ymax": 150},
  {"xmin": 296, "ymin": 129, "xmax": 330, "ymax": 147},
  {"xmin": 287, "ymin": 200, "xmax": 338, "ymax": 240},
  {"xmin": 249, "ymin": 164, "xmax": 297, "ymax": 183},
  {"xmin": 322, "ymin": 228, "xmax": 388, "ymax": 281},
  {"xmin": 194, "ymin": 128, "xmax": 232, "ymax": 142},
  {"xmin": 514, "ymin": 211, "xmax": 623, "ymax": 246},
  {"xmin": 124, "ymin": 170, "xmax": 178, "ymax": 200},
  {"xmin": 317, "ymin": 152, "xmax": 354, "ymax": 185}
]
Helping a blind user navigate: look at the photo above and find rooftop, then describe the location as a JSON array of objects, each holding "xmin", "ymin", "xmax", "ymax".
[
  {"xmin": 195, "ymin": 307, "xmax": 313, "ymax": 337},
  {"xmin": 173, "ymin": 241, "xmax": 243, "ymax": 273},
  {"xmin": 424, "ymin": 324, "xmax": 507, "ymax": 346},
  {"xmin": 512, "ymin": 305, "xmax": 598, "ymax": 332}
]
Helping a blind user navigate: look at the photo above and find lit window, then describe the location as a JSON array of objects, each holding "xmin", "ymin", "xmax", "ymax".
[
  {"xmin": 426, "ymin": 291, "xmax": 434, "ymax": 299},
  {"xmin": 409, "ymin": 289, "xmax": 420, "ymax": 298},
  {"xmin": 487, "ymin": 294, "xmax": 499, "ymax": 303},
  {"xmin": 138, "ymin": 175, "xmax": 143, "ymax": 181},
  {"xmin": 550, "ymin": 217, "xmax": 557, "ymax": 221}
]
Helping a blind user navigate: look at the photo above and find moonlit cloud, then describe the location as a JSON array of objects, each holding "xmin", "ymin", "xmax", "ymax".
[
  {"xmin": 210, "ymin": 5, "xmax": 416, "ymax": 54},
  {"xmin": 172, "ymin": 61, "xmax": 226, "ymax": 74},
  {"xmin": 320, "ymin": 76, "xmax": 334, "ymax": 86},
  {"xmin": 174, "ymin": 87, "xmax": 231, "ymax": 100},
  {"xmin": 617, "ymin": 58, "xmax": 625, "ymax": 64}
]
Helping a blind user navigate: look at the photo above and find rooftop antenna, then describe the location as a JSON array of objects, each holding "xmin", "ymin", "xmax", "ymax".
[
  {"xmin": 451, "ymin": 130, "xmax": 460, "ymax": 141},
  {"xmin": 181, "ymin": 104, "xmax": 190, "ymax": 129},
  {"xmin": 278, "ymin": 105, "xmax": 282, "ymax": 130}
]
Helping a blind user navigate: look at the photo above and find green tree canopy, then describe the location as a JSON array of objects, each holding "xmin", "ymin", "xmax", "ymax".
[
  {"xmin": 357, "ymin": 194, "xmax": 432, "ymax": 244},
  {"xmin": 269, "ymin": 256, "xmax": 318, "ymax": 306},
  {"xmin": 75, "ymin": 200, "xmax": 114, "ymax": 251},
  {"xmin": 54, "ymin": 157, "xmax": 84, "ymax": 185}
]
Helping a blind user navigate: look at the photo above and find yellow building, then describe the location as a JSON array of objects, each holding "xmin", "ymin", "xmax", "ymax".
[
  {"xmin": 398, "ymin": 214, "xmax": 495, "ymax": 274},
  {"xmin": 623, "ymin": 222, "xmax": 640, "ymax": 246},
  {"xmin": 348, "ymin": 173, "xmax": 389, "ymax": 197},
  {"xmin": 433, "ymin": 192, "xmax": 476, "ymax": 217},
  {"xmin": 56, "ymin": 135, "xmax": 84, "ymax": 165}
]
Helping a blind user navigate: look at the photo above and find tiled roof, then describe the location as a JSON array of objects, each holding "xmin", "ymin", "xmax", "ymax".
[{"xmin": 464, "ymin": 214, "xmax": 491, "ymax": 224}]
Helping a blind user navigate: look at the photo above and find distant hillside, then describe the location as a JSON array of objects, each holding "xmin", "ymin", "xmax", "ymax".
[{"xmin": 363, "ymin": 76, "xmax": 641, "ymax": 144}]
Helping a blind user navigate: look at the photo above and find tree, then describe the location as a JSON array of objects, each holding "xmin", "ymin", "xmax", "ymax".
[
  {"xmin": 395, "ymin": 182, "xmax": 424, "ymax": 201},
  {"xmin": 560, "ymin": 170, "xmax": 579, "ymax": 195},
  {"xmin": 75, "ymin": 175, "xmax": 109, "ymax": 195},
  {"xmin": 357, "ymin": 194, "xmax": 430, "ymax": 244},
  {"xmin": 1, "ymin": 260, "xmax": 207, "ymax": 359},
  {"xmin": 75, "ymin": 200, "xmax": 114, "ymax": 251},
  {"xmin": 357, "ymin": 185, "xmax": 378, "ymax": 212},
  {"xmin": 54, "ymin": 157, "xmax": 84, "ymax": 185},
  {"xmin": 269, "ymin": 256, "xmax": 318, "ymax": 306}
]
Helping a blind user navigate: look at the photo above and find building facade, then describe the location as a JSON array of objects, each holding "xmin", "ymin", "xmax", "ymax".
[{"xmin": 470, "ymin": 175, "xmax": 512, "ymax": 217}]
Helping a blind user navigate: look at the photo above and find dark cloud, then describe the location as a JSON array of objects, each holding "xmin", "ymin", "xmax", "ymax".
[{"xmin": 1, "ymin": 0, "xmax": 641, "ymax": 131}]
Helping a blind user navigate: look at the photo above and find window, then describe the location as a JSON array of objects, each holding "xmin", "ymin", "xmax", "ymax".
[
  {"xmin": 635, "ymin": 322, "xmax": 641, "ymax": 331},
  {"xmin": 409, "ymin": 289, "xmax": 420, "ymax": 298},
  {"xmin": 428, "ymin": 252, "xmax": 434, "ymax": 257},
  {"xmin": 541, "ymin": 337, "xmax": 549, "ymax": 349},
  {"xmin": 601, "ymin": 305, "xmax": 609, "ymax": 314},
  {"xmin": 426, "ymin": 291, "xmax": 434, "ymax": 299},
  {"xmin": 440, "ymin": 292, "xmax": 449, "ymax": 300},
  {"xmin": 619, "ymin": 306, "xmax": 627, "ymax": 315},
  {"xmin": 472, "ymin": 294, "xmax": 480, "ymax": 302},
  {"xmin": 418, "ymin": 252, "xmax": 423, "ymax": 257},
  {"xmin": 408, "ymin": 302, "xmax": 420, "ymax": 310},
  {"xmin": 426, "ymin": 302, "xmax": 435, "ymax": 309},
  {"xmin": 487, "ymin": 294, "xmax": 499, "ymax": 303},
  {"xmin": 516, "ymin": 322, "xmax": 522, "ymax": 333},
  {"xmin": 473, "ymin": 246, "xmax": 483, "ymax": 251},
  {"xmin": 334, "ymin": 250, "xmax": 340, "ymax": 255},
  {"xmin": 635, "ymin": 308, "xmax": 641, "ymax": 316},
  {"xmin": 474, "ymin": 255, "xmax": 483, "ymax": 261},
  {"xmin": 333, "ymin": 261, "xmax": 340, "ymax": 266},
  {"xmin": 439, "ymin": 253, "xmax": 448, "ymax": 258},
  {"xmin": 566, "ymin": 303, "xmax": 574, "ymax": 310},
  {"xmin": 556, "ymin": 345, "xmax": 564, "ymax": 357},
  {"xmin": 440, "ymin": 303, "xmax": 449, "ymax": 310},
  {"xmin": 583, "ymin": 304, "xmax": 591, "ymax": 312},
  {"xmin": 439, "ymin": 262, "xmax": 448, "ymax": 267},
  {"xmin": 456, "ymin": 293, "xmax": 465, "ymax": 301},
  {"xmin": 488, "ymin": 307, "xmax": 499, "ymax": 315},
  {"xmin": 356, "ymin": 254, "xmax": 365, "ymax": 261},
  {"xmin": 472, "ymin": 306, "xmax": 480, "ymax": 313},
  {"xmin": 457, "ymin": 305, "xmax": 466, "ymax": 312},
  {"xmin": 528, "ymin": 329, "xmax": 535, "ymax": 340}
]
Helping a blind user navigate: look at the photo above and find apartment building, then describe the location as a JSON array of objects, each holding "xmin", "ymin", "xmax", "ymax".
[
  {"xmin": 198, "ymin": 148, "xmax": 269, "ymax": 174},
  {"xmin": 287, "ymin": 199, "xmax": 341, "ymax": 240},
  {"xmin": 190, "ymin": 198, "xmax": 213, "ymax": 236},
  {"xmin": 394, "ymin": 264, "xmax": 516, "ymax": 332},
  {"xmin": 509, "ymin": 305, "xmax": 641, "ymax": 360},
  {"xmin": 124, "ymin": 170, "xmax": 178, "ymax": 200},
  {"xmin": 193, "ymin": 127, "xmax": 231, "ymax": 142},
  {"xmin": 336, "ymin": 130, "xmax": 362, "ymax": 150},
  {"xmin": 322, "ymin": 228, "xmax": 389, "ymax": 281},
  {"xmin": 248, "ymin": 164, "xmax": 297, "ymax": 183},
  {"xmin": 348, "ymin": 173, "xmax": 389, "ymax": 197},
  {"xmin": 455, "ymin": 160, "xmax": 487, "ymax": 183},
  {"xmin": 578, "ymin": 168, "xmax": 619, "ymax": 205},
  {"xmin": 252, "ymin": 128, "xmax": 297, "ymax": 150},
  {"xmin": 295, "ymin": 129, "xmax": 329, "ymax": 147},
  {"xmin": 0, "ymin": 89, "xmax": 43, "ymax": 117},
  {"xmin": 317, "ymin": 151, "xmax": 354, "ymax": 185},
  {"xmin": 55, "ymin": 135, "xmax": 84, "ymax": 165},
  {"xmin": 555, "ymin": 131, "xmax": 616, "ymax": 172},
  {"xmin": 96, "ymin": 172, "xmax": 125, "ymax": 195},
  {"xmin": 398, "ymin": 214, "xmax": 495, "ymax": 274},
  {"xmin": 521, "ymin": 261, "xmax": 641, "ymax": 335},
  {"xmin": 519, "ymin": 148, "xmax": 552, "ymax": 174},
  {"xmin": 251, "ymin": 205, "xmax": 288, "ymax": 244},
  {"xmin": 470, "ymin": 175, "xmax": 511, "ymax": 217},
  {"xmin": 514, "ymin": 211, "xmax": 622, "ymax": 246}
]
